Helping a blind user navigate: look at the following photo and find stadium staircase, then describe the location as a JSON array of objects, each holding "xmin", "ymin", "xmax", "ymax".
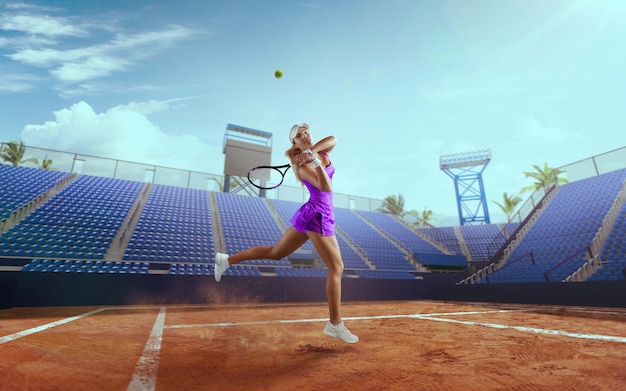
[
  {"xmin": 106, "ymin": 183, "xmax": 151, "ymax": 261},
  {"xmin": 458, "ymin": 184, "xmax": 560, "ymax": 284},
  {"xmin": 352, "ymin": 210, "xmax": 429, "ymax": 272},
  {"xmin": 567, "ymin": 177, "xmax": 626, "ymax": 281},
  {"xmin": 452, "ymin": 226, "xmax": 472, "ymax": 262}
]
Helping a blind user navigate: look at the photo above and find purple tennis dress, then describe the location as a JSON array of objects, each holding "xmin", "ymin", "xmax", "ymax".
[{"xmin": 290, "ymin": 152, "xmax": 335, "ymax": 236}]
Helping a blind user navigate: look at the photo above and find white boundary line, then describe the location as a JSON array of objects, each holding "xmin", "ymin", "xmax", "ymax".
[
  {"xmin": 165, "ymin": 308, "xmax": 626, "ymax": 344},
  {"xmin": 164, "ymin": 309, "xmax": 533, "ymax": 329},
  {"xmin": 0, "ymin": 308, "xmax": 106, "ymax": 345},
  {"xmin": 127, "ymin": 307, "xmax": 166, "ymax": 391},
  {"xmin": 418, "ymin": 316, "xmax": 626, "ymax": 343}
]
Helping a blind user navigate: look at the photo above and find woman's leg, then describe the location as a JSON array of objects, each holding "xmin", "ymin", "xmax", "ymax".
[
  {"xmin": 226, "ymin": 227, "xmax": 308, "ymax": 265},
  {"xmin": 308, "ymin": 232, "xmax": 358, "ymax": 343},
  {"xmin": 306, "ymin": 232, "xmax": 344, "ymax": 324}
]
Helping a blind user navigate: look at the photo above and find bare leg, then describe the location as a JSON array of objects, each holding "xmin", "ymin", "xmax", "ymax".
[
  {"xmin": 227, "ymin": 227, "xmax": 308, "ymax": 265},
  {"xmin": 307, "ymin": 232, "xmax": 343, "ymax": 325}
]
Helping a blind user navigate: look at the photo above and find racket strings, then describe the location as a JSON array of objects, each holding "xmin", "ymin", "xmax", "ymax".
[
  {"xmin": 248, "ymin": 164, "xmax": 290, "ymax": 189},
  {"xmin": 249, "ymin": 167, "xmax": 273, "ymax": 182}
]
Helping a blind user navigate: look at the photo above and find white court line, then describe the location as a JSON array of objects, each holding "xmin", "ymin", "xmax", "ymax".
[
  {"xmin": 0, "ymin": 308, "xmax": 107, "ymax": 345},
  {"xmin": 166, "ymin": 308, "xmax": 626, "ymax": 344},
  {"xmin": 417, "ymin": 316, "xmax": 626, "ymax": 343},
  {"xmin": 165, "ymin": 309, "xmax": 531, "ymax": 329},
  {"xmin": 127, "ymin": 307, "xmax": 166, "ymax": 391},
  {"xmin": 166, "ymin": 316, "xmax": 330, "ymax": 329}
]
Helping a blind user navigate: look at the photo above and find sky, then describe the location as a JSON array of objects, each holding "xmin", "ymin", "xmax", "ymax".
[{"xmin": 1, "ymin": 0, "xmax": 625, "ymax": 226}]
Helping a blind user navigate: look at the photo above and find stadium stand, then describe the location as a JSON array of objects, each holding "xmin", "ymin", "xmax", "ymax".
[
  {"xmin": 123, "ymin": 184, "xmax": 214, "ymax": 264},
  {"xmin": 481, "ymin": 168, "xmax": 626, "ymax": 284},
  {"xmin": 1, "ymin": 175, "xmax": 142, "ymax": 260},
  {"xmin": 0, "ymin": 164, "xmax": 68, "ymax": 220},
  {"xmin": 2, "ymin": 163, "xmax": 625, "ymax": 286}
]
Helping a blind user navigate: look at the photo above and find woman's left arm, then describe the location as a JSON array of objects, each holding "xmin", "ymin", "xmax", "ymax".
[{"xmin": 310, "ymin": 136, "xmax": 336, "ymax": 154}]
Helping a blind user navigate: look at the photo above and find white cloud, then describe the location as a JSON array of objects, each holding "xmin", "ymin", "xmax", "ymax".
[
  {"xmin": 510, "ymin": 116, "xmax": 581, "ymax": 144},
  {"xmin": 6, "ymin": 3, "xmax": 61, "ymax": 12},
  {"xmin": 4, "ymin": 12, "xmax": 202, "ymax": 84},
  {"xmin": 0, "ymin": 70, "xmax": 41, "ymax": 92},
  {"xmin": 9, "ymin": 47, "xmax": 65, "ymax": 67},
  {"xmin": 20, "ymin": 100, "xmax": 223, "ymax": 174},
  {"xmin": 114, "ymin": 100, "xmax": 172, "ymax": 116},
  {"xmin": 57, "ymin": 83, "xmax": 172, "ymax": 99},
  {"xmin": 9, "ymin": 25, "xmax": 197, "ymax": 65},
  {"xmin": 116, "ymin": 96, "xmax": 204, "ymax": 116},
  {"xmin": 0, "ymin": 14, "xmax": 85, "ymax": 36},
  {"xmin": 111, "ymin": 26, "xmax": 198, "ymax": 50},
  {"xmin": 50, "ymin": 55, "xmax": 129, "ymax": 83}
]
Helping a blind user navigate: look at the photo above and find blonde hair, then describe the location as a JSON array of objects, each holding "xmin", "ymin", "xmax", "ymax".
[{"xmin": 285, "ymin": 146, "xmax": 304, "ymax": 185}]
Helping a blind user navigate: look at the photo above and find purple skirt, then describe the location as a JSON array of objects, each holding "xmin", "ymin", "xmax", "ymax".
[{"xmin": 290, "ymin": 201, "xmax": 335, "ymax": 236}]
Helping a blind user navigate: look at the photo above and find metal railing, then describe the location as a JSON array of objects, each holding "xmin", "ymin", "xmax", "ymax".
[{"xmin": 0, "ymin": 143, "xmax": 385, "ymax": 212}]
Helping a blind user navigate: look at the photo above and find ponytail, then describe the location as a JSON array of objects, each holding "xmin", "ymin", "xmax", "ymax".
[{"xmin": 285, "ymin": 146, "xmax": 304, "ymax": 185}]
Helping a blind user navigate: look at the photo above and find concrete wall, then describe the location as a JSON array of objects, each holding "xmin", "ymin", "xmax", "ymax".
[
  {"xmin": 6, "ymin": 272, "xmax": 448, "ymax": 307},
  {"xmin": 2, "ymin": 271, "xmax": 624, "ymax": 309},
  {"xmin": 431, "ymin": 281, "xmax": 626, "ymax": 308}
]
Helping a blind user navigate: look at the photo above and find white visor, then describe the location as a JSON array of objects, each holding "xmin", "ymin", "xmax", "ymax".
[{"xmin": 289, "ymin": 123, "xmax": 309, "ymax": 143}]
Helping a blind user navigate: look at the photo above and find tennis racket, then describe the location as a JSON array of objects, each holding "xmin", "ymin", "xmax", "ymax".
[{"xmin": 247, "ymin": 164, "xmax": 292, "ymax": 189}]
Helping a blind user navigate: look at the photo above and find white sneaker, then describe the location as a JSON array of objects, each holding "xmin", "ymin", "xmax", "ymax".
[
  {"xmin": 323, "ymin": 321, "xmax": 359, "ymax": 343},
  {"xmin": 214, "ymin": 252, "xmax": 230, "ymax": 282}
]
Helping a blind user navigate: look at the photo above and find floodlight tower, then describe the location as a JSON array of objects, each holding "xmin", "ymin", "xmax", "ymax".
[{"xmin": 440, "ymin": 149, "xmax": 492, "ymax": 226}]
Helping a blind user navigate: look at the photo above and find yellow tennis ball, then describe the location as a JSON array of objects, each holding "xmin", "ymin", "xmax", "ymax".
[{"xmin": 274, "ymin": 69, "xmax": 283, "ymax": 79}]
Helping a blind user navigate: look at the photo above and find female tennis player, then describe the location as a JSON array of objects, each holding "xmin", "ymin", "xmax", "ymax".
[{"xmin": 214, "ymin": 123, "xmax": 358, "ymax": 343}]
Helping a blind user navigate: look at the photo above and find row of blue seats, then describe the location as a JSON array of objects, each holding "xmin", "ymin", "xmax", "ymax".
[
  {"xmin": 167, "ymin": 265, "xmax": 423, "ymax": 279},
  {"xmin": 588, "ymin": 265, "xmax": 625, "ymax": 281},
  {"xmin": 354, "ymin": 270, "xmax": 416, "ymax": 279},
  {"xmin": 18, "ymin": 257, "xmax": 424, "ymax": 279},
  {"xmin": 168, "ymin": 264, "xmax": 263, "ymax": 277},
  {"xmin": 5, "ymin": 248, "xmax": 105, "ymax": 259},
  {"xmin": 124, "ymin": 254, "xmax": 211, "ymax": 263},
  {"xmin": 275, "ymin": 268, "xmax": 332, "ymax": 278},
  {"xmin": 22, "ymin": 259, "xmax": 150, "ymax": 274}
]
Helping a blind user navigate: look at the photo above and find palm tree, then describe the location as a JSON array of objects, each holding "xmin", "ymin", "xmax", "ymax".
[
  {"xmin": 492, "ymin": 192, "xmax": 522, "ymax": 221},
  {"xmin": 1, "ymin": 140, "xmax": 38, "ymax": 166},
  {"xmin": 37, "ymin": 157, "xmax": 57, "ymax": 170},
  {"xmin": 406, "ymin": 208, "xmax": 437, "ymax": 228},
  {"xmin": 521, "ymin": 162, "xmax": 568, "ymax": 193},
  {"xmin": 377, "ymin": 194, "xmax": 405, "ymax": 217}
]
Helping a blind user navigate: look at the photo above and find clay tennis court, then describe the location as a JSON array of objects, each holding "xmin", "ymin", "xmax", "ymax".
[{"xmin": 1, "ymin": 300, "xmax": 625, "ymax": 390}]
